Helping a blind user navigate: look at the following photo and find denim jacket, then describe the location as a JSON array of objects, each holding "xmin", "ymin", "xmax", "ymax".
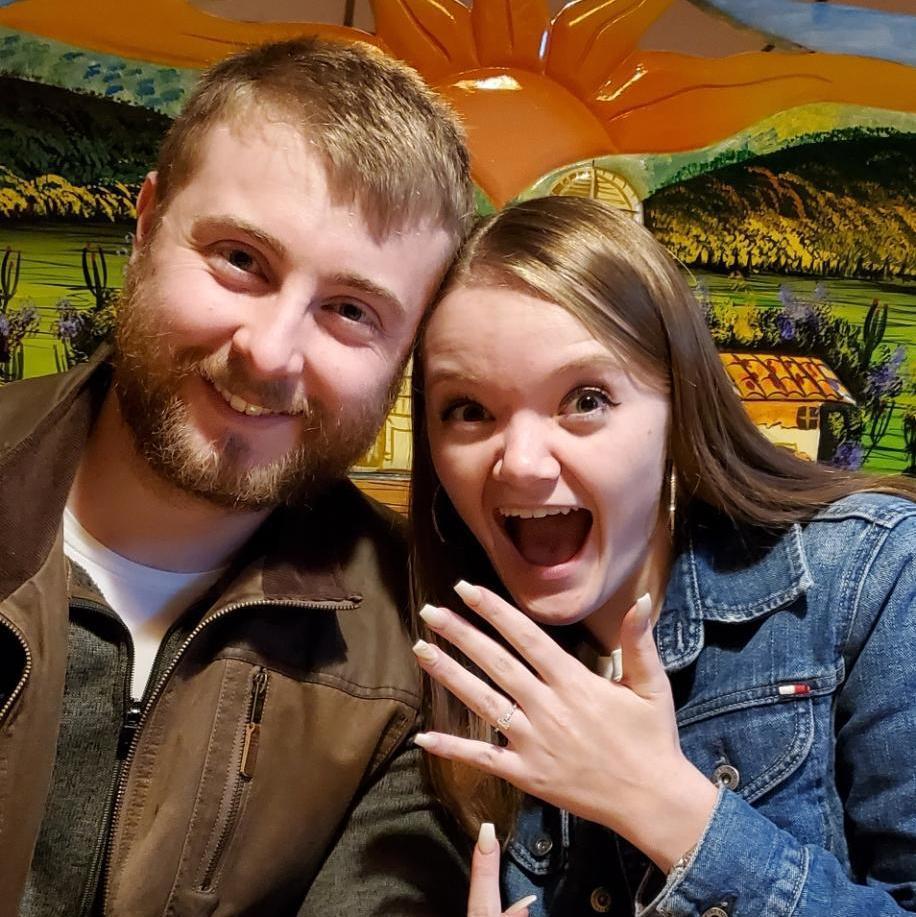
[{"xmin": 503, "ymin": 493, "xmax": 916, "ymax": 916}]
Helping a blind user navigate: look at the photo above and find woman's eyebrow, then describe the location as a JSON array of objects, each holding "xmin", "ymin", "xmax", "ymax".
[
  {"xmin": 424, "ymin": 353, "xmax": 623, "ymax": 390},
  {"xmin": 553, "ymin": 354, "xmax": 624, "ymax": 378},
  {"xmin": 424, "ymin": 363, "xmax": 487, "ymax": 389}
]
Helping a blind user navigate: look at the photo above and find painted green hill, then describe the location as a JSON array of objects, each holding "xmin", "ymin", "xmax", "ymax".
[
  {"xmin": 646, "ymin": 133, "xmax": 916, "ymax": 280},
  {"xmin": 0, "ymin": 76, "xmax": 169, "ymax": 185},
  {"xmin": 0, "ymin": 77, "xmax": 171, "ymax": 220}
]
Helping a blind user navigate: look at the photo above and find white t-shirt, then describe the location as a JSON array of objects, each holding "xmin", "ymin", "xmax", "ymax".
[{"xmin": 63, "ymin": 507, "xmax": 225, "ymax": 700}]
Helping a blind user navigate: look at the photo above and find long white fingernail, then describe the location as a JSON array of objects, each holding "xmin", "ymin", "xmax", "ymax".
[
  {"xmin": 506, "ymin": 895, "xmax": 538, "ymax": 914},
  {"xmin": 419, "ymin": 603, "xmax": 448, "ymax": 628},
  {"xmin": 634, "ymin": 592, "xmax": 652, "ymax": 626},
  {"xmin": 477, "ymin": 821, "xmax": 496, "ymax": 854},
  {"xmin": 611, "ymin": 647, "xmax": 623, "ymax": 682},
  {"xmin": 413, "ymin": 732, "xmax": 435, "ymax": 749},
  {"xmin": 412, "ymin": 639, "xmax": 437, "ymax": 663},
  {"xmin": 454, "ymin": 580, "xmax": 482, "ymax": 605}
]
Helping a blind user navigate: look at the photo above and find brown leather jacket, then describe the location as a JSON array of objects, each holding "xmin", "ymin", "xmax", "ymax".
[{"xmin": 0, "ymin": 358, "xmax": 465, "ymax": 916}]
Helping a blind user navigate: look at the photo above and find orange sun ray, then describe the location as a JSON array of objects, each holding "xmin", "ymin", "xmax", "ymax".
[
  {"xmin": 546, "ymin": 0, "xmax": 673, "ymax": 98},
  {"xmin": 593, "ymin": 50, "xmax": 916, "ymax": 151},
  {"xmin": 0, "ymin": 0, "xmax": 381, "ymax": 69},
  {"xmin": 471, "ymin": 0, "xmax": 550, "ymax": 70},
  {"xmin": 372, "ymin": 0, "xmax": 478, "ymax": 83}
]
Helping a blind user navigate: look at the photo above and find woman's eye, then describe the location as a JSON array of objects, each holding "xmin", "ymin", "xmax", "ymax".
[
  {"xmin": 441, "ymin": 399, "xmax": 491, "ymax": 423},
  {"xmin": 222, "ymin": 248, "xmax": 259, "ymax": 274},
  {"xmin": 561, "ymin": 387, "xmax": 615, "ymax": 416},
  {"xmin": 334, "ymin": 301, "xmax": 369, "ymax": 324}
]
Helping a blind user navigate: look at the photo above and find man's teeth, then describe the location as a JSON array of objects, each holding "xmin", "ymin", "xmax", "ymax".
[
  {"xmin": 499, "ymin": 507, "xmax": 578, "ymax": 519},
  {"xmin": 214, "ymin": 382, "xmax": 276, "ymax": 417}
]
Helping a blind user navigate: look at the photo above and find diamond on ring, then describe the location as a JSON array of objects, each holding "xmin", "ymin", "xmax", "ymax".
[{"xmin": 495, "ymin": 702, "xmax": 518, "ymax": 731}]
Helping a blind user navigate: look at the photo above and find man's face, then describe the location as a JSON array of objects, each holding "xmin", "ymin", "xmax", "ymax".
[{"xmin": 115, "ymin": 118, "xmax": 454, "ymax": 509}]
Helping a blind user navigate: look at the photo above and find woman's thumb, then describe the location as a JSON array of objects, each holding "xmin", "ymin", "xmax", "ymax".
[{"xmin": 617, "ymin": 593, "xmax": 667, "ymax": 696}]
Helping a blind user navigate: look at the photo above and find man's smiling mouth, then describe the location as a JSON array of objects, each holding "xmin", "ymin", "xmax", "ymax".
[
  {"xmin": 210, "ymin": 380, "xmax": 304, "ymax": 418},
  {"xmin": 497, "ymin": 505, "xmax": 593, "ymax": 567}
]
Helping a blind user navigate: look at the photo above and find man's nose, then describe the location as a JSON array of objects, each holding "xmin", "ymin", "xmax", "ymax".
[
  {"xmin": 492, "ymin": 416, "xmax": 560, "ymax": 487},
  {"xmin": 230, "ymin": 292, "xmax": 306, "ymax": 378}
]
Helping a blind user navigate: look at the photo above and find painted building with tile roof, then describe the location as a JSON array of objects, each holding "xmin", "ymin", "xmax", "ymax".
[{"xmin": 719, "ymin": 352, "xmax": 856, "ymax": 461}]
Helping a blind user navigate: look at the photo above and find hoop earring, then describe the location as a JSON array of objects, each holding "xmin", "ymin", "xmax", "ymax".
[
  {"xmin": 667, "ymin": 466, "xmax": 678, "ymax": 537},
  {"xmin": 431, "ymin": 483, "xmax": 448, "ymax": 544}
]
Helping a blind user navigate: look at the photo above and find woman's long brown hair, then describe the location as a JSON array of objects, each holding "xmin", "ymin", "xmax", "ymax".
[{"xmin": 409, "ymin": 195, "xmax": 915, "ymax": 839}]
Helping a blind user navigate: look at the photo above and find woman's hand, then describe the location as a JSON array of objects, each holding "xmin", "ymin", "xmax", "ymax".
[
  {"xmin": 413, "ymin": 582, "xmax": 717, "ymax": 872},
  {"xmin": 467, "ymin": 822, "xmax": 537, "ymax": 917}
]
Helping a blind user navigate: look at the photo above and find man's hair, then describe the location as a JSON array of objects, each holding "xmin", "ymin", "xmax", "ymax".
[{"xmin": 154, "ymin": 37, "xmax": 473, "ymax": 240}]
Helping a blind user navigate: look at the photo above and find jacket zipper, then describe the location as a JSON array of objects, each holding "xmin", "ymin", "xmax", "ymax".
[
  {"xmin": 199, "ymin": 666, "xmax": 270, "ymax": 890},
  {"xmin": 101, "ymin": 597, "xmax": 356, "ymax": 914},
  {"xmin": 0, "ymin": 612, "xmax": 32, "ymax": 725},
  {"xmin": 68, "ymin": 597, "xmax": 136, "ymax": 917},
  {"xmin": 241, "ymin": 667, "xmax": 269, "ymax": 780}
]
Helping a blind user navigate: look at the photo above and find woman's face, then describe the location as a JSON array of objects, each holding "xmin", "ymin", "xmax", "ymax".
[{"xmin": 423, "ymin": 283, "xmax": 670, "ymax": 632}]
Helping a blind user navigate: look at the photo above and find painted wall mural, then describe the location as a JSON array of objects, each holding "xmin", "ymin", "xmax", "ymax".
[{"xmin": 0, "ymin": 0, "xmax": 913, "ymax": 512}]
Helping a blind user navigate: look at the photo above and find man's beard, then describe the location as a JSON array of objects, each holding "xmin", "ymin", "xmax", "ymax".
[{"xmin": 112, "ymin": 251, "xmax": 399, "ymax": 511}]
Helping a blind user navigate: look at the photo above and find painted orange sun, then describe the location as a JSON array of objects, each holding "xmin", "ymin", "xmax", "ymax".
[{"xmin": 372, "ymin": 0, "xmax": 916, "ymax": 206}]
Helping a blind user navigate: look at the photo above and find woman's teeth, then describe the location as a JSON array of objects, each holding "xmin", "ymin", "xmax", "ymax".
[{"xmin": 499, "ymin": 506, "xmax": 578, "ymax": 519}]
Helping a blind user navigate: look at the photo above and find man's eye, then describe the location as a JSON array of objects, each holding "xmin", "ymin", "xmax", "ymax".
[
  {"xmin": 560, "ymin": 387, "xmax": 616, "ymax": 416},
  {"xmin": 441, "ymin": 399, "xmax": 491, "ymax": 423},
  {"xmin": 320, "ymin": 300, "xmax": 381, "ymax": 342}
]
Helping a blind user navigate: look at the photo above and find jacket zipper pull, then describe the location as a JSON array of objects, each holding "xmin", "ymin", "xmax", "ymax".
[
  {"xmin": 118, "ymin": 701, "xmax": 143, "ymax": 758},
  {"xmin": 240, "ymin": 669, "xmax": 269, "ymax": 780}
]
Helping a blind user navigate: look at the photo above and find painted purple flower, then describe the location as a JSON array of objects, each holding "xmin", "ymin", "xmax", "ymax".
[
  {"xmin": 784, "ymin": 298, "xmax": 814, "ymax": 325},
  {"xmin": 777, "ymin": 313, "xmax": 795, "ymax": 341},
  {"xmin": 776, "ymin": 283, "xmax": 819, "ymax": 338},
  {"xmin": 831, "ymin": 442, "xmax": 865, "ymax": 471},
  {"xmin": 866, "ymin": 345, "xmax": 906, "ymax": 399},
  {"xmin": 56, "ymin": 315, "xmax": 85, "ymax": 342},
  {"xmin": 0, "ymin": 314, "xmax": 11, "ymax": 363},
  {"xmin": 55, "ymin": 299, "xmax": 87, "ymax": 343},
  {"xmin": 17, "ymin": 305, "xmax": 37, "ymax": 329}
]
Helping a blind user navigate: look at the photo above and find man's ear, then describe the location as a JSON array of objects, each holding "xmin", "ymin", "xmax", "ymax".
[{"xmin": 133, "ymin": 172, "xmax": 160, "ymax": 252}]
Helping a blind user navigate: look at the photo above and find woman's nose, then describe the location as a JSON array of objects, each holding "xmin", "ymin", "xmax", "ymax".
[{"xmin": 492, "ymin": 416, "xmax": 560, "ymax": 487}]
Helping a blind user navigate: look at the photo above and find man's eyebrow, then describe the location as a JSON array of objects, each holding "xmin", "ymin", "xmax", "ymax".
[
  {"xmin": 192, "ymin": 215, "xmax": 288, "ymax": 260},
  {"xmin": 191, "ymin": 222, "xmax": 407, "ymax": 316},
  {"xmin": 330, "ymin": 272, "xmax": 407, "ymax": 319}
]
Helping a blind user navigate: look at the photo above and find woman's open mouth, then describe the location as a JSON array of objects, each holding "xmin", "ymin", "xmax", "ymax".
[{"xmin": 497, "ymin": 506, "xmax": 593, "ymax": 567}]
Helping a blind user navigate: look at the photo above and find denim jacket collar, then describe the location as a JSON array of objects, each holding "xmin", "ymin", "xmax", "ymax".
[{"xmin": 657, "ymin": 518, "xmax": 814, "ymax": 672}]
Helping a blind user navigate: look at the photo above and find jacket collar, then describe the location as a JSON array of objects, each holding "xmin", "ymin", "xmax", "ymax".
[
  {"xmin": 657, "ymin": 515, "xmax": 813, "ymax": 672},
  {"xmin": 0, "ymin": 350, "xmax": 109, "ymax": 604}
]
